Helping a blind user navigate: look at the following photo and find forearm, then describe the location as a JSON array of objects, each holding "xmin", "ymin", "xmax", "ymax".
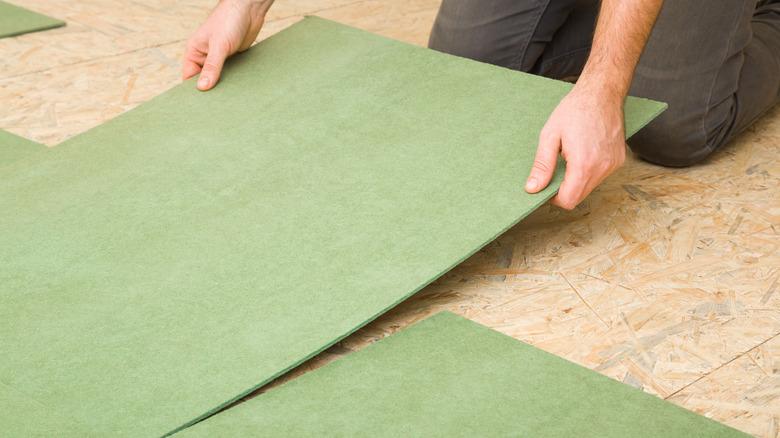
[{"xmin": 578, "ymin": 0, "xmax": 663, "ymax": 100}]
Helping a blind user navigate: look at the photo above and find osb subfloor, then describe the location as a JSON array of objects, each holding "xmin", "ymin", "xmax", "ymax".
[{"xmin": 1, "ymin": 1, "xmax": 778, "ymax": 436}]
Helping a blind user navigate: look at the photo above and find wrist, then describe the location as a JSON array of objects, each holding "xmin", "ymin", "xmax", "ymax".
[{"xmin": 573, "ymin": 74, "xmax": 626, "ymax": 108}]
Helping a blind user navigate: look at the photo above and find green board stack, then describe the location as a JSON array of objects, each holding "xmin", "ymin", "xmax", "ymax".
[
  {"xmin": 0, "ymin": 1, "xmax": 64, "ymax": 38},
  {"xmin": 184, "ymin": 312, "xmax": 748, "ymax": 437},
  {"xmin": 0, "ymin": 17, "xmax": 665, "ymax": 436}
]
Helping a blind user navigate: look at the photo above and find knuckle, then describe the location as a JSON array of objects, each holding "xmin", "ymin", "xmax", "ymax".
[
  {"xmin": 532, "ymin": 160, "xmax": 551, "ymax": 173},
  {"xmin": 214, "ymin": 38, "xmax": 233, "ymax": 54},
  {"xmin": 555, "ymin": 198, "xmax": 577, "ymax": 210},
  {"xmin": 561, "ymin": 198, "xmax": 578, "ymax": 210},
  {"xmin": 202, "ymin": 61, "xmax": 221, "ymax": 73},
  {"xmin": 553, "ymin": 188, "xmax": 580, "ymax": 210},
  {"xmin": 186, "ymin": 36, "xmax": 204, "ymax": 52}
]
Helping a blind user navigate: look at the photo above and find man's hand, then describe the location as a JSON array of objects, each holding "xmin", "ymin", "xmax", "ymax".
[
  {"xmin": 182, "ymin": 0, "xmax": 274, "ymax": 91},
  {"xmin": 525, "ymin": 0, "xmax": 663, "ymax": 209},
  {"xmin": 525, "ymin": 84, "xmax": 626, "ymax": 210}
]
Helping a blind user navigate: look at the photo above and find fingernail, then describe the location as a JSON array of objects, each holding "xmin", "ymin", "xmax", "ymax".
[
  {"xmin": 198, "ymin": 76, "xmax": 211, "ymax": 89},
  {"xmin": 525, "ymin": 177, "xmax": 538, "ymax": 191}
]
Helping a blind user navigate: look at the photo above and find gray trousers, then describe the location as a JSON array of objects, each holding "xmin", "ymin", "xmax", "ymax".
[{"xmin": 429, "ymin": 0, "xmax": 780, "ymax": 167}]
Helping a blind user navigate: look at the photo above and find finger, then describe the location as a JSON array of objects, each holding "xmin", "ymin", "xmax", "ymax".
[
  {"xmin": 182, "ymin": 58, "xmax": 203, "ymax": 80},
  {"xmin": 557, "ymin": 155, "xmax": 619, "ymax": 208},
  {"xmin": 197, "ymin": 40, "xmax": 230, "ymax": 91},
  {"xmin": 525, "ymin": 128, "xmax": 561, "ymax": 193},
  {"xmin": 182, "ymin": 38, "xmax": 207, "ymax": 80},
  {"xmin": 550, "ymin": 166, "xmax": 588, "ymax": 210}
]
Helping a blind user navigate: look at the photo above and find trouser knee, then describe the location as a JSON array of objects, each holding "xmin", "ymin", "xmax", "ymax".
[
  {"xmin": 628, "ymin": 74, "xmax": 738, "ymax": 167},
  {"xmin": 628, "ymin": 116, "xmax": 720, "ymax": 168},
  {"xmin": 428, "ymin": 0, "xmax": 540, "ymax": 69},
  {"xmin": 429, "ymin": 20, "xmax": 511, "ymax": 67}
]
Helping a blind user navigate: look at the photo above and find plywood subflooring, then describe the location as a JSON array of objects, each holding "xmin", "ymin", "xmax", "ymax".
[{"xmin": 1, "ymin": 1, "xmax": 777, "ymax": 436}]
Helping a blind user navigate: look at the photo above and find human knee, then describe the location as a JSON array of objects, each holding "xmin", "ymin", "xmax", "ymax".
[
  {"xmin": 628, "ymin": 118, "xmax": 716, "ymax": 168},
  {"xmin": 428, "ymin": 22, "xmax": 507, "ymax": 66},
  {"xmin": 428, "ymin": 0, "xmax": 526, "ymax": 68}
]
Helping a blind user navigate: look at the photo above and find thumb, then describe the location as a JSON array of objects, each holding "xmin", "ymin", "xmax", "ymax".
[
  {"xmin": 197, "ymin": 40, "xmax": 230, "ymax": 91},
  {"xmin": 525, "ymin": 128, "xmax": 561, "ymax": 193}
]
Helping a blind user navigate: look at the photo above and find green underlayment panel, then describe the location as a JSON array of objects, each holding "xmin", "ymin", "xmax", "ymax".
[
  {"xmin": 182, "ymin": 312, "xmax": 748, "ymax": 438},
  {"xmin": 0, "ymin": 129, "xmax": 45, "ymax": 166},
  {"xmin": 0, "ymin": 1, "xmax": 64, "ymax": 38},
  {"xmin": 0, "ymin": 17, "xmax": 666, "ymax": 437}
]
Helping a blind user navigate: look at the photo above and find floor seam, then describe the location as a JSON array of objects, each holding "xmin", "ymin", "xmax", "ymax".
[{"xmin": 664, "ymin": 329, "xmax": 780, "ymax": 400}]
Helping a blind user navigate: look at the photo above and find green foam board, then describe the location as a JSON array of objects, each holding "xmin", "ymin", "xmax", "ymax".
[
  {"xmin": 182, "ymin": 312, "xmax": 748, "ymax": 438},
  {"xmin": 0, "ymin": 17, "xmax": 666, "ymax": 437},
  {"xmin": 0, "ymin": 1, "xmax": 64, "ymax": 38}
]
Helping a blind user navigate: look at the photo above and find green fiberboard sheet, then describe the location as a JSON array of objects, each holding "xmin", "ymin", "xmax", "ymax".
[
  {"xmin": 0, "ymin": 17, "xmax": 665, "ymax": 436},
  {"xmin": 0, "ymin": 1, "xmax": 64, "ymax": 38},
  {"xmin": 183, "ymin": 312, "xmax": 747, "ymax": 438},
  {"xmin": 0, "ymin": 129, "xmax": 45, "ymax": 167}
]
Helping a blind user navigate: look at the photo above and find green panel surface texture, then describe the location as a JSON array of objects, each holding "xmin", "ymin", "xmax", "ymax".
[
  {"xmin": 183, "ymin": 312, "xmax": 748, "ymax": 438},
  {"xmin": 0, "ymin": 1, "xmax": 64, "ymax": 38},
  {"xmin": 0, "ymin": 129, "xmax": 45, "ymax": 167},
  {"xmin": 0, "ymin": 17, "xmax": 666, "ymax": 437}
]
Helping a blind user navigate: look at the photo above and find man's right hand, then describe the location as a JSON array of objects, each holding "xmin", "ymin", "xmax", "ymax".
[{"xmin": 183, "ymin": 0, "xmax": 274, "ymax": 91}]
